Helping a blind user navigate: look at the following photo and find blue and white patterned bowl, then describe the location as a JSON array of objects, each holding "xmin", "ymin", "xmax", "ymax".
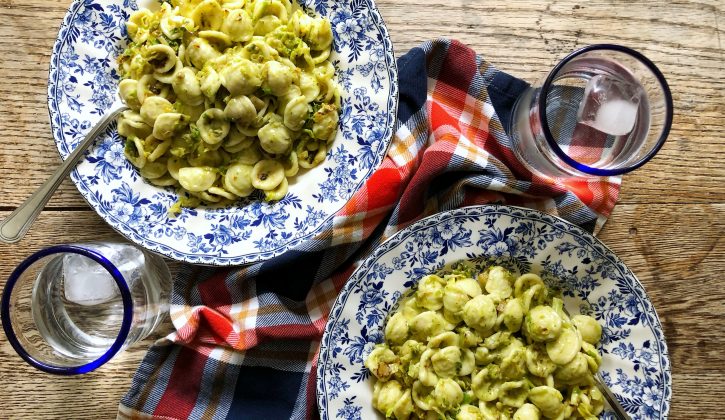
[
  {"xmin": 48, "ymin": 0, "xmax": 397, "ymax": 265},
  {"xmin": 317, "ymin": 205, "xmax": 671, "ymax": 419}
]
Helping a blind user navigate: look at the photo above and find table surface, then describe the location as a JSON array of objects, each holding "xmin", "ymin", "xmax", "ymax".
[{"xmin": 0, "ymin": 0, "xmax": 723, "ymax": 418}]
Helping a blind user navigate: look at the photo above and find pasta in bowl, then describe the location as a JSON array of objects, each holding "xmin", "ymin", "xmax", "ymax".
[
  {"xmin": 317, "ymin": 206, "xmax": 671, "ymax": 419},
  {"xmin": 47, "ymin": 0, "xmax": 397, "ymax": 264},
  {"xmin": 117, "ymin": 0, "xmax": 341, "ymax": 206},
  {"xmin": 365, "ymin": 266, "xmax": 606, "ymax": 419}
]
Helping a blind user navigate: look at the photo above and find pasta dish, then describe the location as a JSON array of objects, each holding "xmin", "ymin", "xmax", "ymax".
[
  {"xmin": 116, "ymin": 0, "xmax": 340, "ymax": 208},
  {"xmin": 365, "ymin": 265, "xmax": 606, "ymax": 419}
]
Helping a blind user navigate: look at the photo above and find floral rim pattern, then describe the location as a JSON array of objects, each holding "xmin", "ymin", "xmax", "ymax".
[
  {"xmin": 317, "ymin": 205, "xmax": 671, "ymax": 419},
  {"xmin": 47, "ymin": 0, "xmax": 398, "ymax": 265}
]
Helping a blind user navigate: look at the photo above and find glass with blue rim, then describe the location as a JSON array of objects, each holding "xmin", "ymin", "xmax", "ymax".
[
  {"xmin": 508, "ymin": 44, "xmax": 673, "ymax": 178},
  {"xmin": 1, "ymin": 242, "xmax": 171, "ymax": 375}
]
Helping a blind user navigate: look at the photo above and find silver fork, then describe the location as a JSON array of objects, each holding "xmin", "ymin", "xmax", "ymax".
[
  {"xmin": 594, "ymin": 372, "xmax": 632, "ymax": 420},
  {"xmin": 0, "ymin": 101, "xmax": 128, "ymax": 243}
]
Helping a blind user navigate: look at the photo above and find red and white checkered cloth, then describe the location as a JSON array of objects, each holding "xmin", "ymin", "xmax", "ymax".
[{"xmin": 119, "ymin": 39, "xmax": 620, "ymax": 419}]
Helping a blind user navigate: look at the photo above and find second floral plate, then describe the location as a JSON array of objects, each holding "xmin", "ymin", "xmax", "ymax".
[{"xmin": 317, "ymin": 205, "xmax": 671, "ymax": 419}]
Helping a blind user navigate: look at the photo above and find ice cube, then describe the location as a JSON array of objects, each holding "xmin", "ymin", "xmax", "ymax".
[
  {"xmin": 107, "ymin": 244, "xmax": 145, "ymax": 287},
  {"xmin": 63, "ymin": 254, "xmax": 120, "ymax": 306},
  {"xmin": 577, "ymin": 74, "xmax": 641, "ymax": 136}
]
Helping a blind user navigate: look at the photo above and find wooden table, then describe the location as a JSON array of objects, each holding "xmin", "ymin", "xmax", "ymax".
[{"xmin": 0, "ymin": 0, "xmax": 722, "ymax": 418}]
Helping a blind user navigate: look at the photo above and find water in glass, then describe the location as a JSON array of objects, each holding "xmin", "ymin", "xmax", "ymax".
[
  {"xmin": 509, "ymin": 45, "xmax": 671, "ymax": 178},
  {"xmin": 30, "ymin": 243, "xmax": 169, "ymax": 360},
  {"xmin": 545, "ymin": 56, "xmax": 650, "ymax": 169}
]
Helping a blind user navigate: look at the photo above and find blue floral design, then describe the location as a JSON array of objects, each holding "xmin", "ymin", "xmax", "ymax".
[
  {"xmin": 330, "ymin": 1, "xmax": 378, "ymax": 61},
  {"xmin": 357, "ymin": 44, "xmax": 388, "ymax": 93},
  {"xmin": 314, "ymin": 145, "xmax": 359, "ymax": 203},
  {"xmin": 317, "ymin": 206, "xmax": 671, "ymax": 419},
  {"xmin": 336, "ymin": 397, "xmax": 362, "ymax": 420},
  {"xmin": 85, "ymin": 131, "xmax": 126, "ymax": 184},
  {"xmin": 325, "ymin": 362, "xmax": 349, "ymax": 400},
  {"xmin": 47, "ymin": 0, "xmax": 398, "ymax": 265}
]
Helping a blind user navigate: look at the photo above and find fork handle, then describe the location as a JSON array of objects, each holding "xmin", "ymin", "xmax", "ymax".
[{"xmin": 0, "ymin": 104, "xmax": 128, "ymax": 244}]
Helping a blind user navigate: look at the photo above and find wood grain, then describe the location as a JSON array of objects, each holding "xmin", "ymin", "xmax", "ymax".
[
  {"xmin": 0, "ymin": 0, "xmax": 722, "ymax": 209},
  {"xmin": 0, "ymin": 0, "xmax": 723, "ymax": 418}
]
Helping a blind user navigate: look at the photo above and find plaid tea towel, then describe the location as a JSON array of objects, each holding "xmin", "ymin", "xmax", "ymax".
[{"xmin": 119, "ymin": 39, "xmax": 620, "ymax": 419}]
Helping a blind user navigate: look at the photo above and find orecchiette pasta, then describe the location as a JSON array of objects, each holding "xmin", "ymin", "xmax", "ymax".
[
  {"xmin": 572, "ymin": 315, "xmax": 603, "ymax": 345},
  {"xmin": 433, "ymin": 378, "xmax": 463, "ymax": 411},
  {"xmin": 546, "ymin": 327, "xmax": 580, "ymax": 366},
  {"xmin": 257, "ymin": 119, "xmax": 293, "ymax": 154},
  {"xmin": 139, "ymin": 157, "xmax": 168, "ymax": 179},
  {"xmin": 430, "ymin": 346, "xmax": 461, "ymax": 378},
  {"xmin": 385, "ymin": 312, "xmax": 410, "ymax": 346},
  {"xmin": 223, "ymin": 162, "xmax": 255, "ymax": 197},
  {"xmin": 416, "ymin": 275, "xmax": 446, "ymax": 311},
  {"xmin": 224, "ymin": 95, "xmax": 257, "ymax": 123},
  {"xmin": 172, "ymin": 67, "xmax": 204, "ymax": 105},
  {"xmin": 118, "ymin": 79, "xmax": 142, "ymax": 110},
  {"xmin": 500, "ymin": 341, "xmax": 527, "ymax": 380},
  {"xmin": 177, "ymin": 166, "xmax": 217, "ymax": 192},
  {"xmin": 462, "ymin": 294, "xmax": 497, "ymax": 332},
  {"xmin": 365, "ymin": 264, "xmax": 606, "ymax": 419},
  {"xmin": 153, "ymin": 113, "xmax": 190, "ymax": 140},
  {"xmin": 525, "ymin": 305, "xmax": 563, "ymax": 342},
  {"xmin": 117, "ymin": 110, "xmax": 152, "ymax": 139},
  {"xmin": 250, "ymin": 159, "xmax": 284, "ymax": 190},
  {"xmin": 515, "ymin": 403, "xmax": 542, "ymax": 420},
  {"xmin": 456, "ymin": 404, "xmax": 482, "ymax": 420},
  {"xmin": 140, "ymin": 96, "xmax": 174, "ymax": 125},
  {"xmin": 222, "ymin": 9, "xmax": 254, "ymax": 42},
  {"xmin": 196, "ymin": 108, "xmax": 229, "ymax": 144},
  {"xmin": 262, "ymin": 176, "xmax": 288, "ymax": 201},
  {"xmin": 428, "ymin": 331, "xmax": 458, "ymax": 349},
  {"xmin": 117, "ymin": 0, "xmax": 340, "ymax": 211}
]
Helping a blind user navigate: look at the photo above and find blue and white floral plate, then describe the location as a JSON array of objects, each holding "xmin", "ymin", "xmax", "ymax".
[
  {"xmin": 317, "ymin": 205, "xmax": 671, "ymax": 419},
  {"xmin": 48, "ymin": 0, "xmax": 397, "ymax": 265}
]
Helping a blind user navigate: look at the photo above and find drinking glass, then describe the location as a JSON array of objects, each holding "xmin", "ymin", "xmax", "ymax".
[
  {"xmin": 1, "ymin": 242, "xmax": 171, "ymax": 374},
  {"xmin": 508, "ymin": 44, "xmax": 673, "ymax": 178}
]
